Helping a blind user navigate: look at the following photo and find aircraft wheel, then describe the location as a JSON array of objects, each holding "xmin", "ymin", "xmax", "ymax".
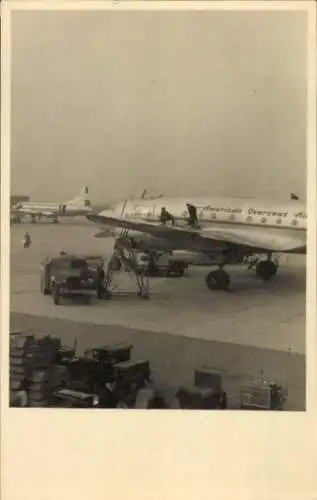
[
  {"xmin": 256, "ymin": 260, "xmax": 277, "ymax": 281},
  {"xmin": 206, "ymin": 269, "xmax": 230, "ymax": 291}
]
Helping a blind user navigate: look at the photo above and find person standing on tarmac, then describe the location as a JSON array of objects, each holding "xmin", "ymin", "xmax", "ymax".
[
  {"xmin": 96, "ymin": 261, "xmax": 106, "ymax": 299},
  {"xmin": 23, "ymin": 232, "xmax": 32, "ymax": 248}
]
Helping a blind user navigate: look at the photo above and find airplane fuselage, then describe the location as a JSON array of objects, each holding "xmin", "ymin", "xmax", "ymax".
[
  {"xmin": 13, "ymin": 202, "xmax": 91, "ymax": 217},
  {"xmin": 108, "ymin": 196, "xmax": 306, "ymax": 231},
  {"xmin": 89, "ymin": 195, "xmax": 307, "ymax": 290},
  {"xmin": 97, "ymin": 196, "xmax": 306, "ymax": 253}
]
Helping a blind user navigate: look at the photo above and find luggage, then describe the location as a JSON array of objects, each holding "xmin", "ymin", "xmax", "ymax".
[
  {"xmin": 87, "ymin": 343, "xmax": 132, "ymax": 364},
  {"xmin": 176, "ymin": 384, "xmax": 225, "ymax": 410},
  {"xmin": 113, "ymin": 360, "xmax": 151, "ymax": 387},
  {"xmin": 10, "ymin": 334, "xmax": 62, "ymax": 407},
  {"xmin": 194, "ymin": 369, "xmax": 222, "ymax": 392}
]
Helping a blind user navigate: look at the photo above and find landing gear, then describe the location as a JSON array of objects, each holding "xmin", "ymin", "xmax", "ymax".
[
  {"xmin": 103, "ymin": 228, "xmax": 150, "ymax": 299},
  {"xmin": 255, "ymin": 260, "xmax": 278, "ymax": 281},
  {"xmin": 205, "ymin": 250, "xmax": 235, "ymax": 292},
  {"xmin": 206, "ymin": 268, "xmax": 230, "ymax": 291},
  {"xmin": 249, "ymin": 252, "xmax": 279, "ymax": 281},
  {"xmin": 205, "ymin": 251, "xmax": 279, "ymax": 292}
]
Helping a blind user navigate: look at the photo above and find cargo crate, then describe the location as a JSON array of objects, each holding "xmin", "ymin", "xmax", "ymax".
[
  {"xmin": 176, "ymin": 384, "xmax": 225, "ymax": 409},
  {"xmin": 87, "ymin": 343, "xmax": 132, "ymax": 364},
  {"xmin": 113, "ymin": 360, "xmax": 151, "ymax": 385}
]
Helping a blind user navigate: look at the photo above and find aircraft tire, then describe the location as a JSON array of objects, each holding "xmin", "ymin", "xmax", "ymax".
[
  {"xmin": 206, "ymin": 269, "xmax": 230, "ymax": 291},
  {"xmin": 256, "ymin": 261, "xmax": 277, "ymax": 281}
]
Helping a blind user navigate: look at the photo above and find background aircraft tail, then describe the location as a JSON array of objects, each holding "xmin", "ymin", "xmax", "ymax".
[{"xmin": 65, "ymin": 186, "xmax": 91, "ymax": 208}]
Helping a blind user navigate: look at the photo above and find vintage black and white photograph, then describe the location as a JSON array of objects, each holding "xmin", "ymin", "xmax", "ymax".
[{"xmin": 6, "ymin": 4, "xmax": 311, "ymax": 411}]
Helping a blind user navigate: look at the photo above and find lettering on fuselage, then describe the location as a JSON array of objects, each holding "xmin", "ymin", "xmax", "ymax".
[
  {"xmin": 247, "ymin": 208, "xmax": 289, "ymax": 218},
  {"xmin": 293, "ymin": 211, "xmax": 307, "ymax": 219},
  {"xmin": 126, "ymin": 202, "xmax": 306, "ymax": 228},
  {"xmin": 203, "ymin": 206, "xmax": 243, "ymax": 214},
  {"xmin": 200, "ymin": 206, "xmax": 306, "ymax": 226}
]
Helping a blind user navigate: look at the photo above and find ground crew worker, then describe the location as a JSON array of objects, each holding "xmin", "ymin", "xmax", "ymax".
[
  {"xmin": 160, "ymin": 207, "xmax": 175, "ymax": 226},
  {"xmin": 186, "ymin": 203, "xmax": 199, "ymax": 227},
  {"xmin": 96, "ymin": 262, "xmax": 106, "ymax": 299},
  {"xmin": 23, "ymin": 232, "xmax": 32, "ymax": 248}
]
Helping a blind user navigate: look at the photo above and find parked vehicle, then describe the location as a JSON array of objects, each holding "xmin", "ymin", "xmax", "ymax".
[
  {"xmin": 136, "ymin": 251, "xmax": 188, "ymax": 277},
  {"xmin": 40, "ymin": 254, "xmax": 102, "ymax": 305}
]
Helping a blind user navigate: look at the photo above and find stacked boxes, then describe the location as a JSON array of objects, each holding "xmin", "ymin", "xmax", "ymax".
[
  {"xmin": 10, "ymin": 334, "xmax": 153, "ymax": 409},
  {"xmin": 10, "ymin": 334, "xmax": 62, "ymax": 407},
  {"xmin": 10, "ymin": 335, "xmax": 35, "ymax": 395},
  {"xmin": 175, "ymin": 369, "xmax": 227, "ymax": 409},
  {"xmin": 88, "ymin": 343, "xmax": 133, "ymax": 364},
  {"xmin": 113, "ymin": 360, "xmax": 151, "ymax": 390}
]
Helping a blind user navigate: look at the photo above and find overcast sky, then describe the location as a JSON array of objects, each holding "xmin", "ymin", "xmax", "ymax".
[{"xmin": 10, "ymin": 9, "xmax": 307, "ymax": 203}]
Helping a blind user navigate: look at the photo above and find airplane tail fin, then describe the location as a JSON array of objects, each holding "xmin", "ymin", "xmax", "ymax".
[{"xmin": 65, "ymin": 186, "xmax": 91, "ymax": 208}]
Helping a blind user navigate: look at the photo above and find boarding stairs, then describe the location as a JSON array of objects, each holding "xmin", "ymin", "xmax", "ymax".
[{"xmin": 103, "ymin": 228, "xmax": 149, "ymax": 299}]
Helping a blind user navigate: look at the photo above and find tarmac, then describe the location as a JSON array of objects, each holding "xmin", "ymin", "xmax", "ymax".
[{"xmin": 9, "ymin": 218, "xmax": 306, "ymax": 409}]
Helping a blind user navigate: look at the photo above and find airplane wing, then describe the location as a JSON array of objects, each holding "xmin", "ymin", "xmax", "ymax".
[{"xmin": 87, "ymin": 214, "xmax": 306, "ymax": 253}]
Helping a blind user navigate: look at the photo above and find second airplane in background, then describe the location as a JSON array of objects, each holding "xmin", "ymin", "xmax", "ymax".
[{"xmin": 11, "ymin": 186, "xmax": 92, "ymax": 223}]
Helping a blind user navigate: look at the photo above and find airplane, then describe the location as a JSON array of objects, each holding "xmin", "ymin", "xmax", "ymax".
[
  {"xmin": 86, "ymin": 194, "xmax": 306, "ymax": 291},
  {"xmin": 11, "ymin": 186, "xmax": 92, "ymax": 223}
]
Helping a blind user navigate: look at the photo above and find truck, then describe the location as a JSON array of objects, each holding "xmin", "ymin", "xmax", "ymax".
[{"xmin": 40, "ymin": 254, "xmax": 103, "ymax": 305}]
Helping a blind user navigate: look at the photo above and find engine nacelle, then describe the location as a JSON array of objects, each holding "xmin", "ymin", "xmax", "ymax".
[{"xmin": 113, "ymin": 228, "xmax": 173, "ymax": 252}]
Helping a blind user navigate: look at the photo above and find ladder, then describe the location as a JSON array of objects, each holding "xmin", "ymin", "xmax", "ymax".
[{"xmin": 103, "ymin": 228, "xmax": 150, "ymax": 299}]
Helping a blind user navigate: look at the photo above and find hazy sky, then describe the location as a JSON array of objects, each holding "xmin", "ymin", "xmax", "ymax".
[{"xmin": 11, "ymin": 9, "xmax": 307, "ymax": 203}]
